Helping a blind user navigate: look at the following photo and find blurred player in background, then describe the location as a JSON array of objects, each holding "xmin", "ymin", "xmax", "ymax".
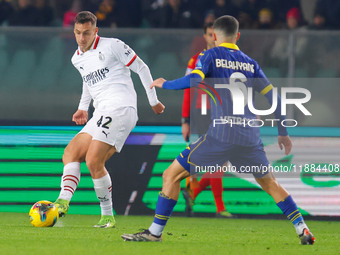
[
  {"xmin": 122, "ymin": 15, "xmax": 315, "ymax": 245},
  {"xmin": 54, "ymin": 11, "xmax": 164, "ymax": 228},
  {"xmin": 181, "ymin": 22, "xmax": 232, "ymax": 218}
]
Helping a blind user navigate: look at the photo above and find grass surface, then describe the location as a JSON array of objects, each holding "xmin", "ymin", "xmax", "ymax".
[{"xmin": 0, "ymin": 212, "xmax": 339, "ymax": 255}]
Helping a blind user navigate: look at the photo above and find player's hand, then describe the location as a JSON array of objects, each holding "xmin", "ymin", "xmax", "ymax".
[
  {"xmin": 72, "ymin": 110, "xmax": 88, "ymax": 125},
  {"xmin": 278, "ymin": 135, "xmax": 292, "ymax": 155},
  {"xmin": 150, "ymin": 78, "xmax": 166, "ymax": 89},
  {"xmin": 152, "ymin": 102, "xmax": 165, "ymax": 115},
  {"xmin": 182, "ymin": 123, "xmax": 190, "ymax": 142}
]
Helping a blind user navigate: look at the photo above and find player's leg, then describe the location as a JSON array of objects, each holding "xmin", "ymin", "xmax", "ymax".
[
  {"xmin": 233, "ymin": 142, "xmax": 314, "ymax": 244},
  {"xmin": 86, "ymin": 140, "xmax": 116, "ymax": 228},
  {"xmin": 201, "ymin": 170, "xmax": 232, "ymax": 217},
  {"xmin": 121, "ymin": 135, "xmax": 229, "ymax": 241},
  {"xmin": 88, "ymin": 107, "xmax": 137, "ymax": 228},
  {"xmin": 256, "ymin": 173, "xmax": 315, "ymax": 245},
  {"xmin": 182, "ymin": 172, "xmax": 211, "ymax": 217},
  {"xmin": 185, "ymin": 166, "xmax": 231, "ymax": 217},
  {"xmin": 193, "ymin": 172, "xmax": 211, "ymax": 199},
  {"xmin": 122, "ymin": 159, "xmax": 189, "ymax": 241},
  {"xmin": 210, "ymin": 173, "xmax": 232, "ymax": 217},
  {"xmin": 55, "ymin": 133, "xmax": 92, "ymax": 217},
  {"xmin": 183, "ymin": 176, "xmax": 198, "ymax": 216}
]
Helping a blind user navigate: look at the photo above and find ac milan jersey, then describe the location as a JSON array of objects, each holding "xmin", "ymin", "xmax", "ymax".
[{"xmin": 72, "ymin": 35, "xmax": 144, "ymax": 112}]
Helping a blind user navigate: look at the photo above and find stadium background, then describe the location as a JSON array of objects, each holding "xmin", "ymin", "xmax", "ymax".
[{"xmin": 0, "ymin": 0, "xmax": 339, "ymax": 219}]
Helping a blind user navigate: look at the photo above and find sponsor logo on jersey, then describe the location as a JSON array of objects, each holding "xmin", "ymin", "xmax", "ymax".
[{"xmin": 83, "ymin": 67, "xmax": 109, "ymax": 86}]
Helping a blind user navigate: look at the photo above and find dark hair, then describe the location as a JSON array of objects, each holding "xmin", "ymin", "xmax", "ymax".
[
  {"xmin": 213, "ymin": 15, "xmax": 239, "ymax": 37},
  {"xmin": 203, "ymin": 22, "xmax": 214, "ymax": 34},
  {"xmin": 75, "ymin": 11, "xmax": 97, "ymax": 25}
]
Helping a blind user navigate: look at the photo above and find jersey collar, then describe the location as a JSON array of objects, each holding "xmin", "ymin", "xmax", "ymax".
[
  {"xmin": 219, "ymin": 43, "xmax": 239, "ymax": 51},
  {"xmin": 77, "ymin": 35, "xmax": 100, "ymax": 55}
]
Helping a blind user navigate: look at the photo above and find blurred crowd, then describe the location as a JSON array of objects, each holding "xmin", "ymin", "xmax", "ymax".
[{"xmin": 0, "ymin": 0, "xmax": 339, "ymax": 30}]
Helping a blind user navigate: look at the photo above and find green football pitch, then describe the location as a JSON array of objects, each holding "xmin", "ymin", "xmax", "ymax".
[{"xmin": 0, "ymin": 212, "xmax": 339, "ymax": 255}]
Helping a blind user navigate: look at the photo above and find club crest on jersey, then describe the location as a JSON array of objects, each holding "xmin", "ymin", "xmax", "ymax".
[{"xmin": 99, "ymin": 52, "xmax": 105, "ymax": 61}]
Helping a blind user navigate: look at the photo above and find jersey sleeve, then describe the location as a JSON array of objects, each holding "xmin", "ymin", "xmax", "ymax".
[
  {"xmin": 190, "ymin": 51, "xmax": 213, "ymax": 80},
  {"xmin": 78, "ymin": 82, "xmax": 92, "ymax": 111},
  {"xmin": 185, "ymin": 56, "xmax": 196, "ymax": 75},
  {"xmin": 128, "ymin": 56, "xmax": 159, "ymax": 106},
  {"xmin": 111, "ymin": 39, "xmax": 137, "ymax": 67},
  {"xmin": 253, "ymin": 63, "xmax": 272, "ymax": 94}
]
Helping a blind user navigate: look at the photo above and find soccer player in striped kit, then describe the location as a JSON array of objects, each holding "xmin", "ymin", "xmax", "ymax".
[
  {"xmin": 122, "ymin": 15, "xmax": 315, "ymax": 244},
  {"xmin": 54, "ymin": 11, "xmax": 164, "ymax": 228}
]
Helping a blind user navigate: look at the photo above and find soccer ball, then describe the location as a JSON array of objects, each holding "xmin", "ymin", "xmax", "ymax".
[{"xmin": 29, "ymin": 200, "xmax": 59, "ymax": 227}]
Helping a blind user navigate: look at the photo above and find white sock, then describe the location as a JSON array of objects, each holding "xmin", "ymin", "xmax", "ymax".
[
  {"xmin": 149, "ymin": 222, "xmax": 164, "ymax": 236},
  {"xmin": 93, "ymin": 174, "xmax": 113, "ymax": 216},
  {"xmin": 295, "ymin": 220, "xmax": 308, "ymax": 235},
  {"xmin": 58, "ymin": 162, "xmax": 81, "ymax": 201}
]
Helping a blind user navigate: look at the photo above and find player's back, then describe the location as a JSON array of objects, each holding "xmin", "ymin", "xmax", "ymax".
[
  {"xmin": 196, "ymin": 43, "xmax": 270, "ymax": 146},
  {"xmin": 206, "ymin": 43, "xmax": 258, "ymax": 80}
]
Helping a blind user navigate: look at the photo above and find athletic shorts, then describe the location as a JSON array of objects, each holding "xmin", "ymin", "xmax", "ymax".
[
  {"xmin": 79, "ymin": 107, "xmax": 138, "ymax": 152},
  {"xmin": 176, "ymin": 134, "xmax": 269, "ymax": 178}
]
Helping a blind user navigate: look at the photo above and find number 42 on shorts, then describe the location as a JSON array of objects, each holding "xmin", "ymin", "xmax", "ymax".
[{"xmin": 97, "ymin": 116, "xmax": 112, "ymax": 129}]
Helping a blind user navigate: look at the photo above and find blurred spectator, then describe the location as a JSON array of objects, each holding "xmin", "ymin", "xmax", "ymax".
[
  {"xmin": 213, "ymin": 0, "xmax": 239, "ymax": 19},
  {"xmin": 255, "ymin": 8, "xmax": 276, "ymax": 29},
  {"xmin": 8, "ymin": 0, "xmax": 40, "ymax": 26},
  {"xmin": 94, "ymin": 0, "xmax": 117, "ymax": 27},
  {"xmin": 63, "ymin": 0, "xmax": 82, "ymax": 28},
  {"xmin": 269, "ymin": 0, "xmax": 300, "ymax": 23},
  {"xmin": 314, "ymin": 0, "xmax": 340, "ymax": 29},
  {"xmin": 159, "ymin": 0, "xmax": 200, "ymax": 28},
  {"xmin": 0, "ymin": 0, "xmax": 14, "ymax": 25},
  {"xmin": 238, "ymin": 12, "xmax": 253, "ymax": 29},
  {"xmin": 308, "ymin": 13, "xmax": 326, "ymax": 30},
  {"xmin": 240, "ymin": 0, "xmax": 264, "ymax": 22},
  {"xmin": 286, "ymin": 7, "xmax": 303, "ymax": 30},
  {"xmin": 203, "ymin": 10, "xmax": 215, "ymax": 25},
  {"xmin": 8, "ymin": 0, "xmax": 39, "ymax": 26},
  {"xmin": 35, "ymin": 0, "xmax": 55, "ymax": 26},
  {"xmin": 142, "ymin": 0, "xmax": 165, "ymax": 27},
  {"xmin": 271, "ymin": 7, "xmax": 307, "ymax": 71}
]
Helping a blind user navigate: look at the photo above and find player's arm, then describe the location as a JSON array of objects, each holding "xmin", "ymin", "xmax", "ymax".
[
  {"xmin": 255, "ymin": 67, "xmax": 292, "ymax": 155},
  {"xmin": 73, "ymin": 83, "xmax": 91, "ymax": 125},
  {"xmin": 151, "ymin": 71, "xmax": 204, "ymax": 90},
  {"xmin": 128, "ymin": 56, "xmax": 164, "ymax": 114},
  {"xmin": 151, "ymin": 51, "xmax": 211, "ymax": 90},
  {"xmin": 112, "ymin": 39, "xmax": 164, "ymax": 114}
]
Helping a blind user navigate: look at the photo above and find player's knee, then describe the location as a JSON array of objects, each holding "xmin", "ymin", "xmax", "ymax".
[
  {"xmin": 85, "ymin": 156, "xmax": 101, "ymax": 172},
  {"xmin": 162, "ymin": 165, "xmax": 187, "ymax": 186},
  {"xmin": 63, "ymin": 145, "xmax": 84, "ymax": 164},
  {"xmin": 162, "ymin": 168, "xmax": 178, "ymax": 186}
]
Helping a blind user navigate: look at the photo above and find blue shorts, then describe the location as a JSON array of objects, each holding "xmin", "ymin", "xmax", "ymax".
[{"xmin": 176, "ymin": 134, "xmax": 269, "ymax": 178}]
